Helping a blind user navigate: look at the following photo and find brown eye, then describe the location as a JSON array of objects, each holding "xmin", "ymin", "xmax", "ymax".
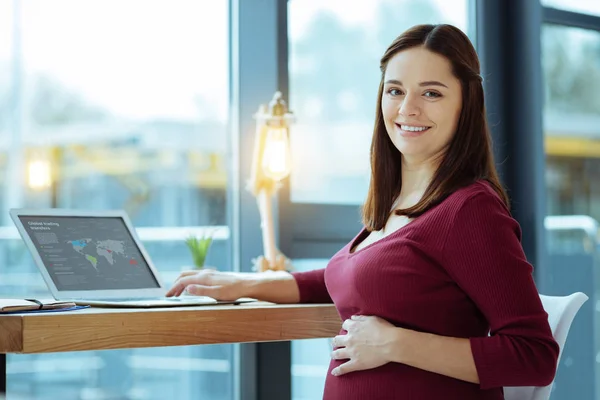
[{"xmin": 424, "ymin": 91, "xmax": 441, "ymax": 98}]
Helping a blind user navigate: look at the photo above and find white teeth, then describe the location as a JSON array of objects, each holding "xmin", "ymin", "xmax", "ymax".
[{"xmin": 400, "ymin": 125, "xmax": 429, "ymax": 132}]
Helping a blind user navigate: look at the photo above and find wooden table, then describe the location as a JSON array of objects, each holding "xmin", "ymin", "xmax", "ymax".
[
  {"xmin": 0, "ymin": 302, "xmax": 341, "ymax": 354},
  {"xmin": 0, "ymin": 302, "xmax": 341, "ymax": 396}
]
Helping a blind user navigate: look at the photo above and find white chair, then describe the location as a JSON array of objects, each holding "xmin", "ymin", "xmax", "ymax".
[{"xmin": 504, "ymin": 292, "xmax": 589, "ymax": 400}]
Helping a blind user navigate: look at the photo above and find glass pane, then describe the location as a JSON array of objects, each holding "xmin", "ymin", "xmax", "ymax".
[
  {"xmin": 290, "ymin": 259, "xmax": 331, "ymax": 400},
  {"xmin": 3, "ymin": 0, "xmax": 229, "ymax": 227},
  {"xmin": 543, "ymin": 25, "xmax": 600, "ymax": 218},
  {"xmin": 0, "ymin": 0, "xmax": 13, "ymax": 216},
  {"xmin": 0, "ymin": 0, "xmax": 232, "ymax": 399},
  {"xmin": 542, "ymin": 24, "xmax": 600, "ymax": 400},
  {"xmin": 288, "ymin": 0, "xmax": 470, "ymax": 205},
  {"xmin": 541, "ymin": 0, "xmax": 600, "ymax": 17}
]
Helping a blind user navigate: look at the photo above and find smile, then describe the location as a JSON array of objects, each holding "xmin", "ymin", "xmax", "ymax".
[{"xmin": 395, "ymin": 123, "xmax": 432, "ymax": 134}]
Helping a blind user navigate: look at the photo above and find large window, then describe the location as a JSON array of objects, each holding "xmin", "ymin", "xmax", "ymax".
[
  {"xmin": 288, "ymin": 0, "xmax": 470, "ymax": 205},
  {"xmin": 542, "ymin": 22, "xmax": 600, "ymax": 400},
  {"xmin": 0, "ymin": 1, "xmax": 232, "ymax": 399}
]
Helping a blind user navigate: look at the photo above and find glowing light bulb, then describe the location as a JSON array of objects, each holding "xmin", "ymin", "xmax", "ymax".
[
  {"xmin": 261, "ymin": 127, "xmax": 292, "ymax": 181},
  {"xmin": 28, "ymin": 159, "xmax": 52, "ymax": 190}
]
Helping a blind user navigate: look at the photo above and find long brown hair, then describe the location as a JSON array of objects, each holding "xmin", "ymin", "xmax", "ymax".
[{"xmin": 362, "ymin": 24, "xmax": 508, "ymax": 231}]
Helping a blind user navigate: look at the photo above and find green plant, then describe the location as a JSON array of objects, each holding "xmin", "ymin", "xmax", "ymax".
[{"xmin": 185, "ymin": 233, "xmax": 214, "ymax": 269}]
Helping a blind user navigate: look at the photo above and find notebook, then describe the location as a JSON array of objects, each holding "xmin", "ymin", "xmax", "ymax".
[
  {"xmin": 0, "ymin": 298, "xmax": 76, "ymax": 312},
  {"xmin": 9, "ymin": 208, "xmax": 249, "ymax": 308}
]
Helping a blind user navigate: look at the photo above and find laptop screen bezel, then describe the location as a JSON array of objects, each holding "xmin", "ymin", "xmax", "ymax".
[{"xmin": 10, "ymin": 208, "xmax": 166, "ymax": 300}]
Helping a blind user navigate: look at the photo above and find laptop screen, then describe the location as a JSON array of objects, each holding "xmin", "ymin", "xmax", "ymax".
[{"xmin": 18, "ymin": 215, "xmax": 160, "ymax": 291}]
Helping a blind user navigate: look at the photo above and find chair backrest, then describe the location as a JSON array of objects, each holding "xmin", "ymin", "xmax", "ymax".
[{"xmin": 504, "ymin": 292, "xmax": 588, "ymax": 400}]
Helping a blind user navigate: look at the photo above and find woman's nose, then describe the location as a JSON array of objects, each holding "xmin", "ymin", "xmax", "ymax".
[{"xmin": 398, "ymin": 95, "xmax": 421, "ymax": 117}]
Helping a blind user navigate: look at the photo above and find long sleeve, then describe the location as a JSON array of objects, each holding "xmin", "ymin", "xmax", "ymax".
[
  {"xmin": 442, "ymin": 189, "xmax": 559, "ymax": 389},
  {"xmin": 290, "ymin": 268, "xmax": 333, "ymax": 303}
]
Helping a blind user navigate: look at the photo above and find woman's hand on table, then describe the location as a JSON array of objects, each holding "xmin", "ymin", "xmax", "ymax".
[{"xmin": 165, "ymin": 269, "xmax": 251, "ymax": 301}]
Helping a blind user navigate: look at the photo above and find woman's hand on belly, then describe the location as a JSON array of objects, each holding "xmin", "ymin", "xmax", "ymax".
[
  {"xmin": 330, "ymin": 315, "xmax": 397, "ymax": 376},
  {"xmin": 330, "ymin": 314, "xmax": 481, "ymax": 384}
]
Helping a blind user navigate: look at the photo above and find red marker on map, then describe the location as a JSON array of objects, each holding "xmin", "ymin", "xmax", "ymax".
[{"xmin": 130, "ymin": 259, "xmax": 138, "ymax": 265}]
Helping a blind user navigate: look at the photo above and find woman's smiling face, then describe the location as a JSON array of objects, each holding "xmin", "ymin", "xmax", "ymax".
[{"xmin": 381, "ymin": 46, "xmax": 463, "ymax": 163}]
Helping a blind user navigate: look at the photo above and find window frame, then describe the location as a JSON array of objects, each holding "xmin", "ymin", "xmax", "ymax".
[
  {"xmin": 544, "ymin": 5, "xmax": 600, "ymax": 31},
  {"xmin": 229, "ymin": 1, "xmax": 292, "ymax": 400}
]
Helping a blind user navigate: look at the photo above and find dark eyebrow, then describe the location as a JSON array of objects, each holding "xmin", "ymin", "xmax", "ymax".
[{"xmin": 384, "ymin": 79, "xmax": 448, "ymax": 88}]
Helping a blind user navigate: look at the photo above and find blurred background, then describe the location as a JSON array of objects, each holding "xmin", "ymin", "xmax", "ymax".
[{"xmin": 0, "ymin": 0, "xmax": 599, "ymax": 399}]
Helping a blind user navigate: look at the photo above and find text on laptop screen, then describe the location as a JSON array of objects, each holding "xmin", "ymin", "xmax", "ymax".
[{"xmin": 18, "ymin": 216, "xmax": 160, "ymax": 291}]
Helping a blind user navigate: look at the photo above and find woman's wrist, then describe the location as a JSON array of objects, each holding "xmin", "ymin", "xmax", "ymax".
[
  {"xmin": 242, "ymin": 271, "xmax": 298, "ymax": 303},
  {"xmin": 240, "ymin": 272, "xmax": 267, "ymax": 299},
  {"xmin": 386, "ymin": 326, "xmax": 412, "ymax": 364}
]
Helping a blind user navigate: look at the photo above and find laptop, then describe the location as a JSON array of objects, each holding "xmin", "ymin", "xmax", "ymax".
[{"xmin": 9, "ymin": 208, "xmax": 248, "ymax": 308}]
